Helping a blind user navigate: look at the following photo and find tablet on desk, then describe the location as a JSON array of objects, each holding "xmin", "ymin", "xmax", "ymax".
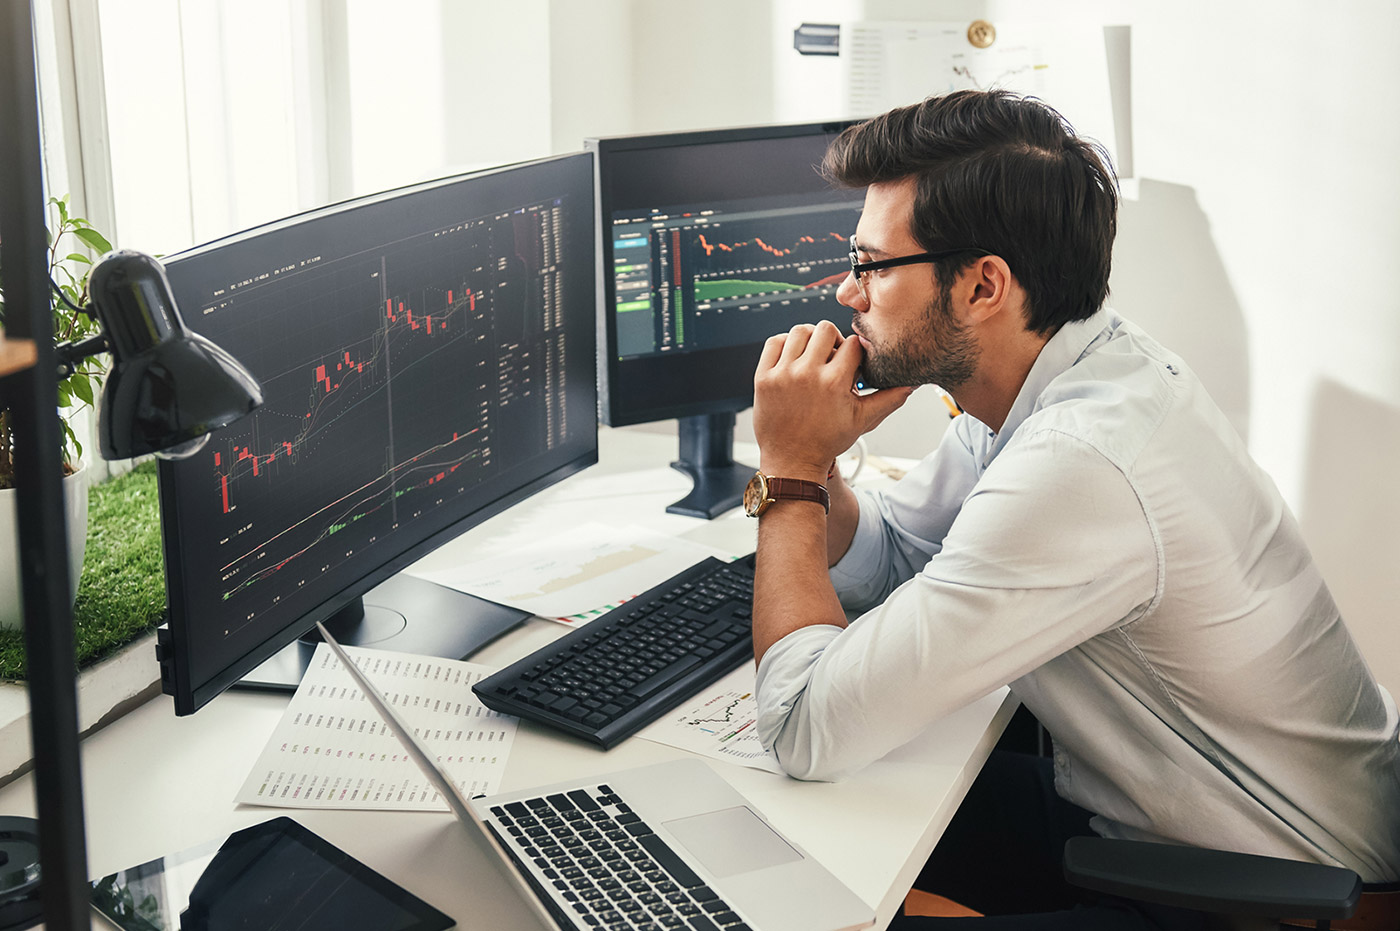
[{"xmin": 89, "ymin": 817, "xmax": 453, "ymax": 931}]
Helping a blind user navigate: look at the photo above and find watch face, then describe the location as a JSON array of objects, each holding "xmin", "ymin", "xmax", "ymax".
[{"xmin": 743, "ymin": 472, "xmax": 769, "ymax": 517}]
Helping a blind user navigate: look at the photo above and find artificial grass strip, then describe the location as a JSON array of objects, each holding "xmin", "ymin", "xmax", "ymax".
[{"xmin": 0, "ymin": 460, "xmax": 165, "ymax": 680}]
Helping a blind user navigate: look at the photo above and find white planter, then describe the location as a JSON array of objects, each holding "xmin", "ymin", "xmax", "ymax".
[{"xmin": 0, "ymin": 463, "xmax": 89, "ymax": 630}]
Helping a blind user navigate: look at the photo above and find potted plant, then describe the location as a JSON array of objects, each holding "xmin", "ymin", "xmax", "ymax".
[{"xmin": 0, "ymin": 195, "xmax": 113, "ymax": 629}]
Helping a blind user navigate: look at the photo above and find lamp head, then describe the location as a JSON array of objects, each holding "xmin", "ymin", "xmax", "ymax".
[{"xmin": 86, "ymin": 250, "xmax": 262, "ymax": 460}]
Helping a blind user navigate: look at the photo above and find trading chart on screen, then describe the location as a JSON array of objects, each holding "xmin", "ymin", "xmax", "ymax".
[
  {"xmin": 172, "ymin": 196, "xmax": 577, "ymax": 638},
  {"xmin": 610, "ymin": 196, "xmax": 863, "ymax": 359}
]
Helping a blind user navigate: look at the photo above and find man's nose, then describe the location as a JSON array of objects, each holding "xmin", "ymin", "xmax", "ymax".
[{"xmin": 836, "ymin": 272, "xmax": 867, "ymax": 310}]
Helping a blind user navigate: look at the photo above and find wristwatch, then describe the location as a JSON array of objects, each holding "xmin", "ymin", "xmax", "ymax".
[{"xmin": 743, "ymin": 471, "xmax": 830, "ymax": 517}]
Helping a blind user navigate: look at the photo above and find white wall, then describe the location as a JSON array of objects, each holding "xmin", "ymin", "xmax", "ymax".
[{"xmin": 1097, "ymin": 0, "xmax": 1400, "ymax": 697}]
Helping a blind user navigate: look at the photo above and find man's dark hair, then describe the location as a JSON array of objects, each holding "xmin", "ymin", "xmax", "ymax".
[{"xmin": 823, "ymin": 89, "xmax": 1118, "ymax": 335}]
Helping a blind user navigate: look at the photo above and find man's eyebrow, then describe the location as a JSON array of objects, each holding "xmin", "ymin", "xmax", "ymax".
[{"xmin": 853, "ymin": 239, "xmax": 891, "ymax": 259}]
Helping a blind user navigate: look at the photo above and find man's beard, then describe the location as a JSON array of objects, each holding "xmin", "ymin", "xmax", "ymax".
[{"xmin": 854, "ymin": 288, "xmax": 979, "ymax": 391}]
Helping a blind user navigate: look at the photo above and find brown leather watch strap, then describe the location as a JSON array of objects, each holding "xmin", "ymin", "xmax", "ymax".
[{"xmin": 764, "ymin": 476, "xmax": 830, "ymax": 513}]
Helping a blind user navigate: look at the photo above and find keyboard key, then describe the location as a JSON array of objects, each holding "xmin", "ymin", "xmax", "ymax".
[
  {"xmin": 630, "ymin": 655, "xmax": 703, "ymax": 698},
  {"xmin": 568, "ymin": 789, "xmax": 600, "ymax": 811},
  {"xmin": 638, "ymin": 834, "xmax": 704, "ymax": 888}
]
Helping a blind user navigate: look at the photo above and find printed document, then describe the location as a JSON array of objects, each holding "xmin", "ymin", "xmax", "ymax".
[
  {"xmin": 635, "ymin": 664, "xmax": 783, "ymax": 775},
  {"xmin": 410, "ymin": 521, "xmax": 734, "ymax": 624},
  {"xmin": 236, "ymin": 643, "xmax": 516, "ymax": 810}
]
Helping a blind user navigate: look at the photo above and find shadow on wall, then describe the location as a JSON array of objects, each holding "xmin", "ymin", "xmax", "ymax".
[
  {"xmin": 1111, "ymin": 179, "xmax": 1251, "ymax": 444},
  {"xmin": 1299, "ymin": 378, "xmax": 1400, "ymax": 699}
]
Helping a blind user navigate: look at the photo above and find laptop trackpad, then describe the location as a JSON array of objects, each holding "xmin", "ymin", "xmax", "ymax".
[{"xmin": 663, "ymin": 806, "xmax": 803, "ymax": 879}]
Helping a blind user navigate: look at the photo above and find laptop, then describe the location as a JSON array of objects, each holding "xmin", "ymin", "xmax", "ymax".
[{"xmin": 317, "ymin": 622, "xmax": 876, "ymax": 931}]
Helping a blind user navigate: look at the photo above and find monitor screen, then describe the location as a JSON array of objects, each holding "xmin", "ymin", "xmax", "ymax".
[
  {"xmin": 156, "ymin": 154, "xmax": 597, "ymax": 715},
  {"xmin": 589, "ymin": 122, "xmax": 863, "ymax": 517}
]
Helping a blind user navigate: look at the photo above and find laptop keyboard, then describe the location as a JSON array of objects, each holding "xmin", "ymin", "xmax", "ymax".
[
  {"xmin": 473, "ymin": 554, "xmax": 756, "ymax": 749},
  {"xmin": 493, "ymin": 783, "xmax": 752, "ymax": 931}
]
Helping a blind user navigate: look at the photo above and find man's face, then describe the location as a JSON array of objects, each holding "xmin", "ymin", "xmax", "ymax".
[{"xmin": 839, "ymin": 178, "xmax": 979, "ymax": 391}]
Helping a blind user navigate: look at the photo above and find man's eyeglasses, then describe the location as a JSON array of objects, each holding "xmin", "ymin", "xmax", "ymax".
[{"xmin": 848, "ymin": 234, "xmax": 986, "ymax": 301}]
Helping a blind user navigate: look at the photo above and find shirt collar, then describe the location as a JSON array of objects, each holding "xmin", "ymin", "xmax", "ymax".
[{"xmin": 981, "ymin": 306, "xmax": 1120, "ymax": 462}]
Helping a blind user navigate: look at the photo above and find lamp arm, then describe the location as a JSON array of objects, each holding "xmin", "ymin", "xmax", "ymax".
[{"xmin": 55, "ymin": 331, "xmax": 110, "ymax": 377}]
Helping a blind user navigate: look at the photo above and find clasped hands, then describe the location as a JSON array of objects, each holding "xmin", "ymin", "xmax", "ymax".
[{"xmin": 753, "ymin": 321, "xmax": 913, "ymax": 483}]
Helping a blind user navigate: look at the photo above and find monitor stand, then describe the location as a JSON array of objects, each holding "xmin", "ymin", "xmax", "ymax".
[
  {"xmin": 235, "ymin": 573, "xmax": 530, "ymax": 692},
  {"xmin": 666, "ymin": 411, "xmax": 755, "ymax": 520}
]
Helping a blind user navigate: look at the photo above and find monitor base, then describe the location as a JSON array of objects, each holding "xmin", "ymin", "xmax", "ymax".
[
  {"xmin": 235, "ymin": 573, "xmax": 529, "ymax": 692},
  {"xmin": 666, "ymin": 411, "xmax": 755, "ymax": 519}
]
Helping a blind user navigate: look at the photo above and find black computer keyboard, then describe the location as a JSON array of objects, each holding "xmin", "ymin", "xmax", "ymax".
[{"xmin": 473, "ymin": 553, "xmax": 756, "ymax": 749}]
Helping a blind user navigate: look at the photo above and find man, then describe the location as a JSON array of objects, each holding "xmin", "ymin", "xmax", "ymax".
[{"xmin": 747, "ymin": 90, "xmax": 1400, "ymax": 928}]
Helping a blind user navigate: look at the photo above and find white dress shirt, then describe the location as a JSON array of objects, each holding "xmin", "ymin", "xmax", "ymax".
[{"xmin": 755, "ymin": 307, "xmax": 1400, "ymax": 883}]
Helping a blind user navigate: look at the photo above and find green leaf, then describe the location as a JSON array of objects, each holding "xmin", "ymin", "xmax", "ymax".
[
  {"xmin": 73, "ymin": 227, "xmax": 113, "ymax": 254},
  {"xmin": 72, "ymin": 374, "xmax": 95, "ymax": 406},
  {"xmin": 64, "ymin": 252, "xmax": 92, "ymax": 265},
  {"xmin": 50, "ymin": 196, "xmax": 69, "ymax": 225},
  {"xmin": 56, "ymin": 383, "xmax": 72, "ymax": 408},
  {"xmin": 60, "ymin": 420, "xmax": 82, "ymax": 468}
]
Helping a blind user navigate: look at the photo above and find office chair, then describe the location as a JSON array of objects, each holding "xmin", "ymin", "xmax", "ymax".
[
  {"xmin": 901, "ymin": 839, "xmax": 1391, "ymax": 928},
  {"xmin": 1062, "ymin": 836, "xmax": 1398, "ymax": 931}
]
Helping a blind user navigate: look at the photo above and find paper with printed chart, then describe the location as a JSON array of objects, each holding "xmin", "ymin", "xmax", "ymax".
[
  {"xmin": 840, "ymin": 20, "xmax": 1120, "ymax": 174},
  {"xmin": 410, "ymin": 521, "xmax": 735, "ymax": 625},
  {"xmin": 235, "ymin": 643, "xmax": 517, "ymax": 810},
  {"xmin": 635, "ymin": 663, "xmax": 784, "ymax": 775}
]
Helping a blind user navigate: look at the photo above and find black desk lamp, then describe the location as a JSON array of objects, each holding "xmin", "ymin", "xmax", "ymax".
[
  {"xmin": 0, "ymin": 251, "xmax": 262, "ymax": 931},
  {"xmin": 0, "ymin": 3, "xmax": 262, "ymax": 918},
  {"xmin": 59, "ymin": 249, "xmax": 263, "ymax": 461}
]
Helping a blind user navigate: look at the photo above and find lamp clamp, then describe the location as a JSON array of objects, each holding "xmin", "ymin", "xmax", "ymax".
[{"xmin": 54, "ymin": 331, "xmax": 110, "ymax": 379}]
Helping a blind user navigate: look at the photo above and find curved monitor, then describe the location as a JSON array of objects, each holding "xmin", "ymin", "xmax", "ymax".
[
  {"xmin": 156, "ymin": 154, "xmax": 597, "ymax": 715},
  {"xmin": 588, "ymin": 121, "xmax": 863, "ymax": 517}
]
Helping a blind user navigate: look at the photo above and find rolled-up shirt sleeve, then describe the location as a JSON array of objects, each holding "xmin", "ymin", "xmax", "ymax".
[
  {"xmin": 756, "ymin": 428, "xmax": 1161, "ymax": 781},
  {"xmin": 830, "ymin": 415, "xmax": 987, "ymax": 611}
]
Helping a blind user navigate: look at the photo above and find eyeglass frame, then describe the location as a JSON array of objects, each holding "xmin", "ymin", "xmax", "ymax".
[{"xmin": 847, "ymin": 234, "xmax": 989, "ymax": 300}]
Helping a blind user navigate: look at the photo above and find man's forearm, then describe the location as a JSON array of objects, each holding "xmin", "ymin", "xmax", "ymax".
[
  {"xmin": 826, "ymin": 472, "xmax": 860, "ymax": 567},
  {"xmin": 753, "ymin": 498, "xmax": 848, "ymax": 665}
]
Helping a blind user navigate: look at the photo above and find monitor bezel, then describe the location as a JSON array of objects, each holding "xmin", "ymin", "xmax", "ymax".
[{"xmin": 156, "ymin": 153, "xmax": 598, "ymax": 715}]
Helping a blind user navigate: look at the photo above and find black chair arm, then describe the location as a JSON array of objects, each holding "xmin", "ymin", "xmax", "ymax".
[{"xmin": 1063, "ymin": 837, "xmax": 1363, "ymax": 920}]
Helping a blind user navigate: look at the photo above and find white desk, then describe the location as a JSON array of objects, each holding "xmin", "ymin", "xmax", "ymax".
[{"xmin": 0, "ymin": 426, "xmax": 1015, "ymax": 930}]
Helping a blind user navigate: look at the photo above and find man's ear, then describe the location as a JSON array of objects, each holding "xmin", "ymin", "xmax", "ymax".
[{"xmin": 958, "ymin": 255, "xmax": 1016, "ymax": 326}]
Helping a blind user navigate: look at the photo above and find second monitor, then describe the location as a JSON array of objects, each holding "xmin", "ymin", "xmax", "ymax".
[{"xmin": 589, "ymin": 121, "xmax": 863, "ymax": 518}]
